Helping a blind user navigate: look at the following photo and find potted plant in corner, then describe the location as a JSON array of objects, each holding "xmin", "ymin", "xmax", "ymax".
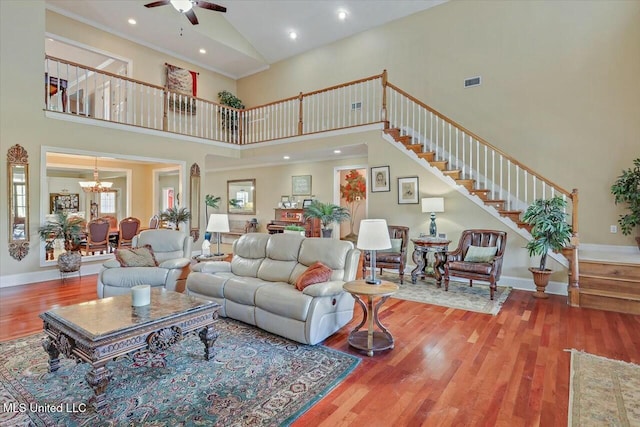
[
  {"xmin": 522, "ymin": 195, "xmax": 573, "ymax": 298},
  {"xmin": 159, "ymin": 206, "xmax": 191, "ymax": 231},
  {"xmin": 303, "ymin": 201, "xmax": 350, "ymax": 238},
  {"xmin": 38, "ymin": 211, "xmax": 85, "ymax": 274},
  {"xmin": 611, "ymin": 158, "xmax": 640, "ymax": 250}
]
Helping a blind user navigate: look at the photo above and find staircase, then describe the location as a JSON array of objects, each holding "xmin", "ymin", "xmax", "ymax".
[
  {"xmin": 384, "ymin": 128, "xmax": 535, "ymax": 233},
  {"xmin": 578, "ymin": 260, "xmax": 640, "ymax": 314}
]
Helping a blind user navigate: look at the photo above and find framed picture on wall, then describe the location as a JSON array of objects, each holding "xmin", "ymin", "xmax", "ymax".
[
  {"xmin": 370, "ymin": 166, "xmax": 390, "ymax": 192},
  {"xmin": 292, "ymin": 175, "xmax": 312, "ymax": 196},
  {"xmin": 397, "ymin": 176, "xmax": 419, "ymax": 204},
  {"xmin": 302, "ymin": 199, "xmax": 313, "ymax": 208}
]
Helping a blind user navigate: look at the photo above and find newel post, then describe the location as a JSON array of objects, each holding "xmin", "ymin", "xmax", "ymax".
[
  {"xmin": 297, "ymin": 92, "xmax": 304, "ymax": 135},
  {"xmin": 162, "ymin": 89, "xmax": 168, "ymax": 131},
  {"xmin": 381, "ymin": 69, "xmax": 388, "ymax": 128},
  {"xmin": 567, "ymin": 188, "xmax": 580, "ymax": 307}
]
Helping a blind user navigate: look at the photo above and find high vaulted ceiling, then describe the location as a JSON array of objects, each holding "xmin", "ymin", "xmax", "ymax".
[{"xmin": 46, "ymin": 0, "xmax": 446, "ymax": 79}]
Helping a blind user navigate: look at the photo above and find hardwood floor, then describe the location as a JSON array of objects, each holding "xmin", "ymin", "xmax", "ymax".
[{"xmin": 2, "ymin": 276, "xmax": 639, "ymax": 426}]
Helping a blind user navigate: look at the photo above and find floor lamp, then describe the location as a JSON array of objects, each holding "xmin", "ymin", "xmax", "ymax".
[
  {"xmin": 206, "ymin": 214, "xmax": 229, "ymax": 256},
  {"xmin": 357, "ymin": 219, "xmax": 392, "ymax": 285}
]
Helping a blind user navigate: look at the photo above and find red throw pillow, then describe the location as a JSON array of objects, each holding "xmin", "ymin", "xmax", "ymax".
[{"xmin": 295, "ymin": 262, "xmax": 333, "ymax": 291}]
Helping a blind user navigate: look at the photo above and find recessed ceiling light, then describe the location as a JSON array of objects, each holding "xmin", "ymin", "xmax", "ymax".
[
  {"xmin": 334, "ymin": 150, "xmax": 342, "ymax": 154},
  {"xmin": 283, "ymin": 155, "xmax": 290, "ymax": 160},
  {"xmin": 337, "ymin": 10, "xmax": 348, "ymax": 20},
  {"xmin": 128, "ymin": 18, "xmax": 137, "ymax": 25},
  {"xmin": 289, "ymin": 31, "xmax": 298, "ymax": 40},
  {"xmin": 199, "ymin": 48, "xmax": 206, "ymax": 54}
]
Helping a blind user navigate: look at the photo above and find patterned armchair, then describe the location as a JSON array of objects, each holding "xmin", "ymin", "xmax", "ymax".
[
  {"xmin": 362, "ymin": 225, "xmax": 409, "ymax": 284},
  {"xmin": 439, "ymin": 229, "xmax": 507, "ymax": 300}
]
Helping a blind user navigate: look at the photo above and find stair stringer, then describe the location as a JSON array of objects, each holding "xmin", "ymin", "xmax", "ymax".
[{"xmin": 381, "ymin": 131, "xmax": 570, "ymax": 269}]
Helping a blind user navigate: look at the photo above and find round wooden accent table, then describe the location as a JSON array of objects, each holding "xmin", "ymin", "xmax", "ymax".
[{"xmin": 343, "ymin": 280, "xmax": 399, "ymax": 357}]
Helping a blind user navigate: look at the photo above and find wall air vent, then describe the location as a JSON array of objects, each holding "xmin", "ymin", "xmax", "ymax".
[
  {"xmin": 351, "ymin": 101, "xmax": 362, "ymax": 111},
  {"xmin": 464, "ymin": 76, "xmax": 482, "ymax": 88}
]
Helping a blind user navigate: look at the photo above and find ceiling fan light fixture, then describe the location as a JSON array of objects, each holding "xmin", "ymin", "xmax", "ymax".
[{"xmin": 170, "ymin": 0, "xmax": 193, "ymax": 13}]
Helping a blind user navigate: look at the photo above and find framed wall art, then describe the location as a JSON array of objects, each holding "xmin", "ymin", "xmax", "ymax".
[
  {"xmin": 397, "ymin": 176, "xmax": 419, "ymax": 204},
  {"xmin": 370, "ymin": 166, "xmax": 390, "ymax": 192},
  {"xmin": 292, "ymin": 175, "xmax": 312, "ymax": 196}
]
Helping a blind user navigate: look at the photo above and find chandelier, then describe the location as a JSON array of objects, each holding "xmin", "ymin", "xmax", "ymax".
[{"xmin": 79, "ymin": 157, "xmax": 113, "ymax": 193}]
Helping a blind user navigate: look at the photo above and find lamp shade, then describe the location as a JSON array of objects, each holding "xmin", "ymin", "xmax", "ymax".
[
  {"xmin": 357, "ymin": 219, "xmax": 391, "ymax": 250},
  {"xmin": 422, "ymin": 197, "xmax": 444, "ymax": 213},
  {"xmin": 206, "ymin": 214, "xmax": 230, "ymax": 233}
]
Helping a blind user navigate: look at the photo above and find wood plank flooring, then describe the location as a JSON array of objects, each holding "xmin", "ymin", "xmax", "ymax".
[{"xmin": 1, "ymin": 276, "xmax": 639, "ymax": 426}]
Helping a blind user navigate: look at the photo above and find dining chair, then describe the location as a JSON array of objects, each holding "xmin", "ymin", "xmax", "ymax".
[
  {"xmin": 149, "ymin": 215, "xmax": 160, "ymax": 229},
  {"xmin": 117, "ymin": 217, "xmax": 141, "ymax": 249},
  {"xmin": 82, "ymin": 218, "xmax": 111, "ymax": 256}
]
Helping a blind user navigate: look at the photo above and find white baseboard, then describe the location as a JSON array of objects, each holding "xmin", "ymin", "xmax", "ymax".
[{"xmin": 0, "ymin": 263, "xmax": 104, "ymax": 288}]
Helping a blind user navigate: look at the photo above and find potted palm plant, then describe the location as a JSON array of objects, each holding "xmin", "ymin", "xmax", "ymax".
[
  {"xmin": 611, "ymin": 158, "xmax": 640, "ymax": 250},
  {"xmin": 159, "ymin": 206, "xmax": 191, "ymax": 231},
  {"xmin": 38, "ymin": 212, "xmax": 85, "ymax": 273},
  {"xmin": 522, "ymin": 196, "xmax": 573, "ymax": 298},
  {"xmin": 303, "ymin": 201, "xmax": 350, "ymax": 238}
]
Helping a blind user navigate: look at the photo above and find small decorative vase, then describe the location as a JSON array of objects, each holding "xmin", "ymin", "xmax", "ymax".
[
  {"xmin": 58, "ymin": 251, "xmax": 81, "ymax": 273},
  {"xmin": 529, "ymin": 267, "xmax": 552, "ymax": 299}
]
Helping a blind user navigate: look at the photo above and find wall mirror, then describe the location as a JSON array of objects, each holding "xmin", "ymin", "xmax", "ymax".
[
  {"xmin": 227, "ymin": 179, "xmax": 256, "ymax": 215},
  {"xmin": 8, "ymin": 144, "xmax": 30, "ymax": 261},
  {"xmin": 189, "ymin": 163, "xmax": 201, "ymax": 241}
]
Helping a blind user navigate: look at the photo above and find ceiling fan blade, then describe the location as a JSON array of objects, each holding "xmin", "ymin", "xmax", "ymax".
[
  {"xmin": 144, "ymin": 0, "xmax": 171, "ymax": 8},
  {"xmin": 185, "ymin": 9, "xmax": 199, "ymax": 25},
  {"xmin": 195, "ymin": 1, "xmax": 227, "ymax": 13}
]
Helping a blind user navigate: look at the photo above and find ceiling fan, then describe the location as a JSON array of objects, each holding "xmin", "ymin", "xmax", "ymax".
[{"xmin": 144, "ymin": 0, "xmax": 226, "ymax": 25}]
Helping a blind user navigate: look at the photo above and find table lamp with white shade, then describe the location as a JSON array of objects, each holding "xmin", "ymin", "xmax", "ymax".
[
  {"xmin": 206, "ymin": 214, "xmax": 229, "ymax": 256},
  {"xmin": 357, "ymin": 219, "xmax": 392, "ymax": 285},
  {"xmin": 421, "ymin": 197, "xmax": 444, "ymax": 237}
]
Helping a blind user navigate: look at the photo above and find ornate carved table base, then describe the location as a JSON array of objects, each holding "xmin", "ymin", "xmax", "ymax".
[
  {"xmin": 343, "ymin": 280, "xmax": 399, "ymax": 357},
  {"xmin": 410, "ymin": 238, "xmax": 451, "ymax": 286},
  {"xmin": 40, "ymin": 289, "xmax": 220, "ymax": 411}
]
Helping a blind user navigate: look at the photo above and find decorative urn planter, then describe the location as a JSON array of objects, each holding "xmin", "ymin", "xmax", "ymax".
[
  {"xmin": 529, "ymin": 267, "xmax": 552, "ymax": 299},
  {"xmin": 58, "ymin": 251, "xmax": 81, "ymax": 273}
]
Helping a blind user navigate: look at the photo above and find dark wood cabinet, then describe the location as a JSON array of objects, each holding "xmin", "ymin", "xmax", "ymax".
[{"xmin": 266, "ymin": 208, "xmax": 320, "ymax": 237}]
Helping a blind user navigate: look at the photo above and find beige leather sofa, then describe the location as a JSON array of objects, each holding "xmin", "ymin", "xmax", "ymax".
[
  {"xmin": 97, "ymin": 229, "xmax": 192, "ymax": 298},
  {"xmin": 186, "ymin": 233, "xmax": 360, "ymax": 345}
]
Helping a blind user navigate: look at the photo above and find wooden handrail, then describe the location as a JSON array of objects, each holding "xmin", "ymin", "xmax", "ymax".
[
  {"xmin": 386, "ymin": 82, "xmax": 574, "ymax": 199},
  {"xmin": 243, "ymin": 95, "xmax": 299, "ymax": 112},
  {"xmin": 301, "ymin": 73, "xmax": 383, "ymax": 98}
]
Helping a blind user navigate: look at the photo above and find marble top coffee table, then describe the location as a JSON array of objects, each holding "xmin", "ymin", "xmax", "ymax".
[{"xmin": 39, "ymin": 288, "xmax": 220, "ymax": 411}]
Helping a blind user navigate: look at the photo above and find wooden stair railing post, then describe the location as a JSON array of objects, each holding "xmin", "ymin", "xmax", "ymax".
[
  {"xmin": 162, "ymin": 89, "xmax": 168, "ymax": 132},
  {"xmin": 237, "ymin": 109, "xmax": 243, "ymax": 145},
  {"xmin": 567, "ymin": 188, "xmax": 580, "ymax": 307},
  {"xmin": 298, "ymin": 92, "xmax": 304, "ymax": 135},
  {"xmin": 381, "ymin": 69, "xmax": 388, "ymax": 128}
]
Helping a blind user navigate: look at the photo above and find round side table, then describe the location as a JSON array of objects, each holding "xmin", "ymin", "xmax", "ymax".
[{"xmin": 343, "ymin": 280, "xmax": 399, "ymax": 357}]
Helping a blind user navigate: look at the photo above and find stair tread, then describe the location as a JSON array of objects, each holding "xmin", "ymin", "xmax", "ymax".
[
  {"xmin": 470, "ymin": 189, "xmax": 491, "ymax": 193},
  {"xmin": 579, "ymin": 274, "xmax": 640, "ymax": 283},
  {"xmin": 499, "ymin": 210, "xmax": 522, "ymax": 214},
  {"xmin": 580, "ymin": 288, "xmax": 640, "ymax": 301}
]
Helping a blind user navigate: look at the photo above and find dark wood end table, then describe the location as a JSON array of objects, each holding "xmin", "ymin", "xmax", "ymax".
[
  {"xmin": 410, "ymin": 237, "xmax": 451, "ymax": 286},
  {"xmin": 343, "ymin": 280, "xmax": 399, "ymax": 357},
  {"xmin": 39, "ymin": 289, "xmax": 220, "ymax": 411}
]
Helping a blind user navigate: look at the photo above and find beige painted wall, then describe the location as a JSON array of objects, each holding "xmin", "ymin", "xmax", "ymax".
[{"xmin": 238, "ymin": 0, "xmax": 640, "ymax": 247}]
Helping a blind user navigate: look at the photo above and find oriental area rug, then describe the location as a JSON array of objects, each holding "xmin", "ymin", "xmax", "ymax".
[
  {"xmin": 0, "ymin": 318, "xmax": 359, "ymax": 426},
  {"xmin": 568, "ymin": 350, "xmax": 640, "ymax": 426},
  {"xmin": 379, "ymin": 272, "xmax": 511, "ymax": 315}
]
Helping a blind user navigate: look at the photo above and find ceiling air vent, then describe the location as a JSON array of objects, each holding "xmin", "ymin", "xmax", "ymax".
[{"xmin": 464, "ymin": 76, "xmax": 481, "ymax": 88}]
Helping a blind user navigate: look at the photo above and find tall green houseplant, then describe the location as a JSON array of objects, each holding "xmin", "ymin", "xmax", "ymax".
[
  {"xmin": 611, "ymin": 158, "xmax": 640, "ymax": 248},
  {"xmin": 522, "ymin": 196, "xmax": 572, "ymax": 298},
  {"xmin": 218, "ymin": 90, "xmax": 244, "ymax": 136}
]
